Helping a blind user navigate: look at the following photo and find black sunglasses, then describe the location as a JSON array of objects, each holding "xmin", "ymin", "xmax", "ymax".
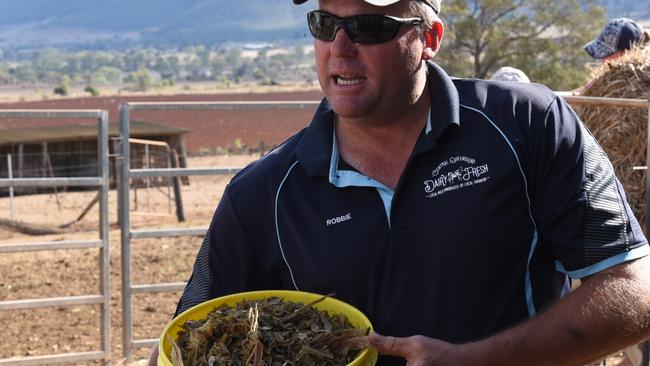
[{"xmin": 307, "ymin": 10, "xmax": 423, "ymax": 44}]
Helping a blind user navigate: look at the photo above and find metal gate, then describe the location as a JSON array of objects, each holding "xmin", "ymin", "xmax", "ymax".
[
  {"xmin": 0, "ymin": 110, "xmax": 110, "ymax": 366},
  {"xmin": 117, "ymin": 101, "xmax": 319, "ymax": 359}
]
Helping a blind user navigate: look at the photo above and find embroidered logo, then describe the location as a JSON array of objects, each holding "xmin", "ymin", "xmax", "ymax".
[
  {"xmin": 326, "ymin": 213, "xmax": 352, "ymax": 226},
  {"xmin": 424, "ymin": 156, "xmax": 490, "ymax": 198}
]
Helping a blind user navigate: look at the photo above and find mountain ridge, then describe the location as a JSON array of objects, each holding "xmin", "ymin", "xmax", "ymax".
[{"xmin": 0, "ymin": 0, "xmax": 645, "ymax": 49}]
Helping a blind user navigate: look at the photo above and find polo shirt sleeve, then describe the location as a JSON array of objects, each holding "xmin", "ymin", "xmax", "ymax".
[
  {"xmin": 174, "ymin": 186, "xmax": 280, "ymax": 315},
  {"xmin": 532, "ymin": 96, "xmax": 649, "ymax": 279}
]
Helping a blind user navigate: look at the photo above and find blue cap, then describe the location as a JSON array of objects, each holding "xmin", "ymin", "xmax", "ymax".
[{"xmin": 585, "ymin": 18, "xmax": 645, "ymax": 59}]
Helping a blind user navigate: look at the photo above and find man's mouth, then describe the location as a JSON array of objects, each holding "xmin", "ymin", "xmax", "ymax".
[{"xmin": 334, "ymin": 75, "xmax": 365, "ymax": 86}]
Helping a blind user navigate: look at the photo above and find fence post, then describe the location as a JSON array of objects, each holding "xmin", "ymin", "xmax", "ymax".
[
  {"xmin": 98, "ymin": 110, "xmax": 111, "ymax": 366},
  {"xmin": 7, "ymin": 154, "xmax": 14, "ymax": 220},
  {"xmin": 144, "ymin": 144, "xmax": 150, "ymax": 211},
  {"xmin": 119, "ymin": 105, "xmax": 133, "ymax": 361},
  {"xmin": 169, "ymin": 150, "xmax": 185, "ymax": 222},
  {"xmin": 17, "ymin": 144, "xmax": 23, "ymax": 178}
]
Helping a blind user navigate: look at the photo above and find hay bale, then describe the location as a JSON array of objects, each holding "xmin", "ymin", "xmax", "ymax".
[{"xmin": 579, "ymin": 45, "xmax": 650, "ymax": 230}]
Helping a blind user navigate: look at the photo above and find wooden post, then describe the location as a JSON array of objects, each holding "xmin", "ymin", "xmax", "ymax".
[
  {"xmin": 41, "ymin": 142, "xmax": 48, "ymax": 178},
  {"xmin": 46, "ymin": 153, "xmax": 62, "ymax": 211},
  {"xmin": 7, "ymin": 154, "xmax": 15, "ymax": 220},
  {"xmin": 144, "ymin": 144, "xmax": 150, "ymax": 212},
  {"xmin": 177, "ymin": 138, "xmax": 189, "ymax": 185},
  {"xmin": 133, "ymin": 178, "xmax": 138, "ymax": 211},
  {"xmin": 17, "ymin": 144, "xmax": 23, "ymax": 178},
  {"xmin": 169, "ymin": 150, "xmax": 185, "ymax": 222},
  {"xmin": 166, "ymin": 146, "xmax": 172, "ymax": 214}
]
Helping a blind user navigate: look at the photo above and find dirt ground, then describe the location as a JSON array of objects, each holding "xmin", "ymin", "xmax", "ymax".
[
  {"xmin": 0, "ymin": 154, "xmax": 258, "ymax": 364},
  {"xmin": 0, "ymin": 153, "xmax": 627, "ymax": 366}
]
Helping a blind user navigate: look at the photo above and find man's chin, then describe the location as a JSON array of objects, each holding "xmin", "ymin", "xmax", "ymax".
[
  {"xmin": 326, "ymin": 98, "xmax": 371, "ymax": 119},
  {"xmin": 330, "ymin": 107, "xmax": 368, "ymax": 120}
]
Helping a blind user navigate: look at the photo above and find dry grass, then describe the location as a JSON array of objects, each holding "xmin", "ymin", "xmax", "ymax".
[{"xmin": 579, "ymin": 44, "xmax": 650, "ymax": 230}]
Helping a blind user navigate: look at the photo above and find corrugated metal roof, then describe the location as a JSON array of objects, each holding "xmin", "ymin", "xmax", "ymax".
[{"xmin": 0, "ymin": 120, "xmax": 187, "ymax": 145}]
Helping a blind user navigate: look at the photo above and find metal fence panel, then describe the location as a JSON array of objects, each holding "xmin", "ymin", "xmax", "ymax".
[
  {"xmin": 118, "ymin": 101, "xmax": 319, "ymax": 359},
  {"xmin": 0, "ymin": 109, "xmax": 111, "ymax": 365}
]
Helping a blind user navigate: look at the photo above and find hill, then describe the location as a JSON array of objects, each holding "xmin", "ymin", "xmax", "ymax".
[
  {"xmin": 0, "ymin": 0, "xmax": 313, "ymax": 49},
  {"xmin": 0, "ymin": 0, "xmax": 645, "ymax": 49}
]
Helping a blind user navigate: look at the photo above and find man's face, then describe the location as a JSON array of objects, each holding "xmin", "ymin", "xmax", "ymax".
[{"xmin": 314, "ymin": 0, "xmax": 428, "ymax": 124}]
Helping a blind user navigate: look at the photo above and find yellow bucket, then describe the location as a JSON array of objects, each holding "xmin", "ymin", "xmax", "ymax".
[{"xmin": 158, "ymin": 290, "xmax": 378, "ymax": 366}]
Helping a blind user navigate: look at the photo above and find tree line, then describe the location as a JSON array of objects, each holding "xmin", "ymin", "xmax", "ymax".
[{"xmin": 0, "ymin": 44, "xmax": 316, "ymax": 95}]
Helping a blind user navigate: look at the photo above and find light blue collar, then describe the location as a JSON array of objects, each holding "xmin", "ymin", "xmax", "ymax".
[{"xmin": 327, "ymin": 109, "xmax": 433, "ymax": 224}]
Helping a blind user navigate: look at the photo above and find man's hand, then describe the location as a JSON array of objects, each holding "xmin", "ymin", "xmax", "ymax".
[{"xmin": 368, "ymin": 331, "xmax": 464, "ymax": 366}]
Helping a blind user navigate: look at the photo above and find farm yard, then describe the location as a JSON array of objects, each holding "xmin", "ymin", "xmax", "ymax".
[
  {"xmin": 1, "ymin": 0, "xmax": 648, "ymax": 363},
  {"xmin": 0, "ymin": 86, "xmax": 642, "ymax": 365},
  {"xmin": 0, "ymin": 91, "xmax": 321, "ymax": 364}
]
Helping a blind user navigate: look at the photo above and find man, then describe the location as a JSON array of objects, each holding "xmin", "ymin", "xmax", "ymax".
[{"xmin": 151, "ymin": 0, "xmax": 650, "ymax": 365}]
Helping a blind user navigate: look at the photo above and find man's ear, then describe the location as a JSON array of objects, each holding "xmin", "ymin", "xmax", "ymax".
[{"xmin": 422, "ymin": 21, "xmax": 444, "ymax": 60}]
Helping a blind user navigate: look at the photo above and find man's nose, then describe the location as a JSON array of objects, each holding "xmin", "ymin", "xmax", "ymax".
[{"xmin": 330, "ymin": 26, "xmax": 358, "ymax": 57}]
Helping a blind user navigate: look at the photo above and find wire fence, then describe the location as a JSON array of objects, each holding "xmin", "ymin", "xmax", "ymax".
[{"xmin": 0, "ymin": 145, "xmax": 172, "ymax": 198}]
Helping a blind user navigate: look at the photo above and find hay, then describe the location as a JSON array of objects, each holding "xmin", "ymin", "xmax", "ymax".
[{"xmin": 579, "ymin": 45, "xmax": 650, "ymax": 230}]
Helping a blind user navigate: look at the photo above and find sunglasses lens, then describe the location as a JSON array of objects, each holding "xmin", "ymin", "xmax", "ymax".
[
  {"xmin": 347, "ymin": 15, "xmax": 400, "ymax": 44},
  {"xmin": 308, "ymin": 11, "xmax": 337, "ymax": 41},
  {"xmin": 307, "ymin": 11, "xmax": 409, "ymax": 44}
]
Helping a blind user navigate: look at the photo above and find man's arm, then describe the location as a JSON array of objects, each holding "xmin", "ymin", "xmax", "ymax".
[{"xmin": 370, "ymin": 255, "xmax": 650, "ymax": 366}]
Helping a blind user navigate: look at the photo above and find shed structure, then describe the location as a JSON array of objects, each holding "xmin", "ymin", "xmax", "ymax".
[{"xmin": 0, "ymin": 120, "xmax": 188, "ymax": 195}]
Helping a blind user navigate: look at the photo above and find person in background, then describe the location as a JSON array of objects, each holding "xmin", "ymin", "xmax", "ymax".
[
  {"xmin": 575, "ymin": 17, "xmax": 648, "ymax": 95},
  {"xmin": 584, "ymin": 18, "xmax": 647, "ymax": 62},
  {"xmin": 150, "ymin": 1, "xmax": 650, "ymax": 365},
  {"xmin": 490, "ymin": 66, "xmax": 530, "ymax": 83}
]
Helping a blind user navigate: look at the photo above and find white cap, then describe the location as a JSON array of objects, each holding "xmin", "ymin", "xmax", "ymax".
[
  {"xmin": 490, "ymin": 67, "xmax": 530, "ymax": 83},
  {"xmin": 293, "ymin": 0, "xmax": 441, "ymax": 14}
]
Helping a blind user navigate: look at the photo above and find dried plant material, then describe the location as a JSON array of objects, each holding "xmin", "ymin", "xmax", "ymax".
[
  {"xmin": 168, "ymin": 334, "xmax": 185, "ymax": 366},
  {"xmin": 174, "ymin": 296, "xmax": 369, "ymax": 366},
  {"xmin": 580, "ymin": 44, "xmax": 650, "ymax": 230}
]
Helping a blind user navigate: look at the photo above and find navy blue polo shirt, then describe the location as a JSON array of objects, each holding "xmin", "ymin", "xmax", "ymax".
[{"xmin": 176, "ymin": 62, "xmax": 649, "ymax": 365}]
